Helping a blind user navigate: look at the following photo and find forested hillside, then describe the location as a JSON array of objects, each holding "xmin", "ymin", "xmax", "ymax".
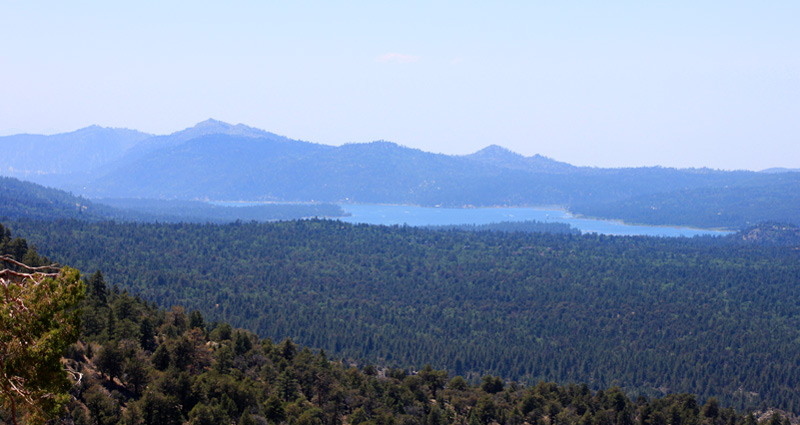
[
  {"xmin": 425, "ymin": 220, "xmax": 580, "ymax": 235},
  {"xmin": 0, "ymin": 177, "xmax": 346, "ymax": 223},
  {"xmin": 571, "ymin": 177, "xmax": 800, "ymax": 229},
  {"xmin": 1, "ymin": 224, "xmax": 796, "ymax": 425},
  {"xmin": 8, "ymin": 218, "xmax": 800, "ymax": 414},
  {"xmin": 95, "ymin": 198, "xmax": 346, "ymax": 223},
  {"xmin": 0, "ymin": 176, "xmax": 137, "ymax": 221}
]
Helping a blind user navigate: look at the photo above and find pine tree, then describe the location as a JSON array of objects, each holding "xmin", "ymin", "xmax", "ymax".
[{"xmin": 0, "ymin": 257, "xmax": 84, "ymax": 425}]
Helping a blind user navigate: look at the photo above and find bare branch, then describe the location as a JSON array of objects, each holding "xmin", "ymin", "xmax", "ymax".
[
  {"xmin": 0, "ymin": 268, "xmax": 59, "ymax": 281},
  {"xmin": 0, "ymin": 255, "xmax": 60, "ymax": 272},
  {"xmin": 65, "ymin": 365, "xmax": 83, "ymax": 386}
]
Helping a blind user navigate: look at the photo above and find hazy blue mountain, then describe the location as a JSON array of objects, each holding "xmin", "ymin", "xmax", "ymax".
[
  {"xmin": 77, "ymin": 130, "xmax": 786, "ymax": 226},
  {"xmin": 6, "ymin": 120, "xmax": 799, "ymax": 229},
  {"xmin": 123, "ymin": 118, "xmax": 283, "ymax": 156},
  {"xmin": 0, "ymin": 119, "xmax": 297, "ymax": 190},
  {"xmin": 0, "ymin": 125, "xmax": 151, "ymax": 185},
  {"xmin": 464, "ymin": 144, "xmax": 576, "ymax": 173},
  {"xmin": 759, "ymin": 167, "xmax": 800, "ymax": 174},
  {"xmin": 81, "ymin": 135, "xmax": 565, "ymax": 203},
  {"xmin": 62, "ymin": 119, "xmax": 299, "ymax": 191},
  {"xmin": 82, "ymin": 133, "xmax": 335, "ymax": 200}
]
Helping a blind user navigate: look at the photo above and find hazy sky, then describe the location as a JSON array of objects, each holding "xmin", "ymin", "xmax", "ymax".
[{"xmin": 2, "ymin": 1, "xmax": 798, "ymax": 170}]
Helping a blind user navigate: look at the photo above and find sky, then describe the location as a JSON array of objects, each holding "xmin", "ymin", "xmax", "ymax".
[{"xmin": 1, "ymin": 1, "xmax": 798, "ymax": 171}]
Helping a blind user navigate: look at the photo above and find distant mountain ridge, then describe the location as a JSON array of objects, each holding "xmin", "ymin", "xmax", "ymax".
[
  {"xmin": 125, "ymin": 118, "xmax": 286, "ymax": 155},
  {"xmin": 0, "ymin": 125, "xmax": 151, "ymax": 177},
  {"xmin": 4, "ymin": 119, "xmax": 799, "ymax": 229},
  {"xmin": 464, "ymin": 144, "xmax": 576, "ymax": 174},
  {"xmin": 759, "ymin": 167, "xmax": 800, "ymax": 174}
]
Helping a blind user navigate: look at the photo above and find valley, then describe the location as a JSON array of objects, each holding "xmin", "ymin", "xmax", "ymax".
[{"xmin": 1, "ymin": 121, "xmax": 799, "ymax": 424}]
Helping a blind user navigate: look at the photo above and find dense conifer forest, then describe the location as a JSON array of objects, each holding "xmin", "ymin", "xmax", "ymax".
[
  {"xmin": 1, "ymin": 224, "xmax": 797, "ymax": 425},
  {"xmin": 424, "ymin": 221, "xmax": 580, "ymax": 235},
  {"xmin": 570, "ymin": 179, "xmax": 800, "ymax": 229},
  {"xmin": 5, "ymin": 218, "xmax": 800, "ymax": 416}
]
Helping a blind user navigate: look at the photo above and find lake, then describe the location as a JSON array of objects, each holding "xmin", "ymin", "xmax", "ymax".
[
  {"xmin": 209, "ymin": 201, "xmax": 731, "ymax": 237},
  {"xmin": 336, "ymin": 204, "xmax": 731, "ymax": 237}
]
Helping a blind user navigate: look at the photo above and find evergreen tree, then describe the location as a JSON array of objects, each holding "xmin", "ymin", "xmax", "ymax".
[
  {"xmin": 95, "ymin": 342, "xmax": 125, "ymax": 381},
  {"xmin": 0, "ymin": 259, "xmax": 84, "ymax": 425},
  {"xmin": 189, "ymin": 310, "xmax": 206, "ymax": 332}
]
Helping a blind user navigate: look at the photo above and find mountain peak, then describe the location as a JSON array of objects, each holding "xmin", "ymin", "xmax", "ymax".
[
  {"xmin": 193, "ymin": 118, "xmax": 234, "ymax": 130},
  {"xmin": 759, "ymin": 167, "xmax": 800, "ymax": 174},
  {"xmin": 170, "ymin": 119, "xmax": 273, "ymax": 141},
  {"xmin": 466, "ymin": 144, "xmax": 574, "ymax": 173},
  {"xmin": 472, "ymin": 144, "xmax": 524, "ymax": 159},
  {"xmin": 70, "ymin": 124, "xmax": 150, "ymax": 138}
]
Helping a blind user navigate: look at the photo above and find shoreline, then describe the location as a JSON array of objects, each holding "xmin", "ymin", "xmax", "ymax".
[{"xmin": 206, "ymin": 201, "xmax": 733, "ymax": 235}]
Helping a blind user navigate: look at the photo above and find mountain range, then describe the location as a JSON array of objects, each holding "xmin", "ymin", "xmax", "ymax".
[{"xmin": 2, "ymin": 119, "xmax": 798, "ymax": 229}]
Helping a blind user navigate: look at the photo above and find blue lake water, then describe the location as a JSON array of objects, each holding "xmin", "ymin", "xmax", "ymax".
[
  {"xmin": 336, "ymin": 204, "xmax": 731, "ymax": 237},
  {"xmin": 209, "ymin": 202, "xmax": 731, "ymax": 237}
]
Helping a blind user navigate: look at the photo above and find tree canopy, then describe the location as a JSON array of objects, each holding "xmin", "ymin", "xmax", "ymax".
[
  {"xmin": 0, "ymin": 254, "xmax": 84, "ymax": 424},
  {"xmin": 9, "ymin": 218, "xmax": 800, "ymax": 413}
]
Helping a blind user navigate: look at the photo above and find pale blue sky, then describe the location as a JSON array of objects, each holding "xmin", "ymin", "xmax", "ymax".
[{"xmin": 1, "ymin": 1, "xmax": 798, "ymax": 170}]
